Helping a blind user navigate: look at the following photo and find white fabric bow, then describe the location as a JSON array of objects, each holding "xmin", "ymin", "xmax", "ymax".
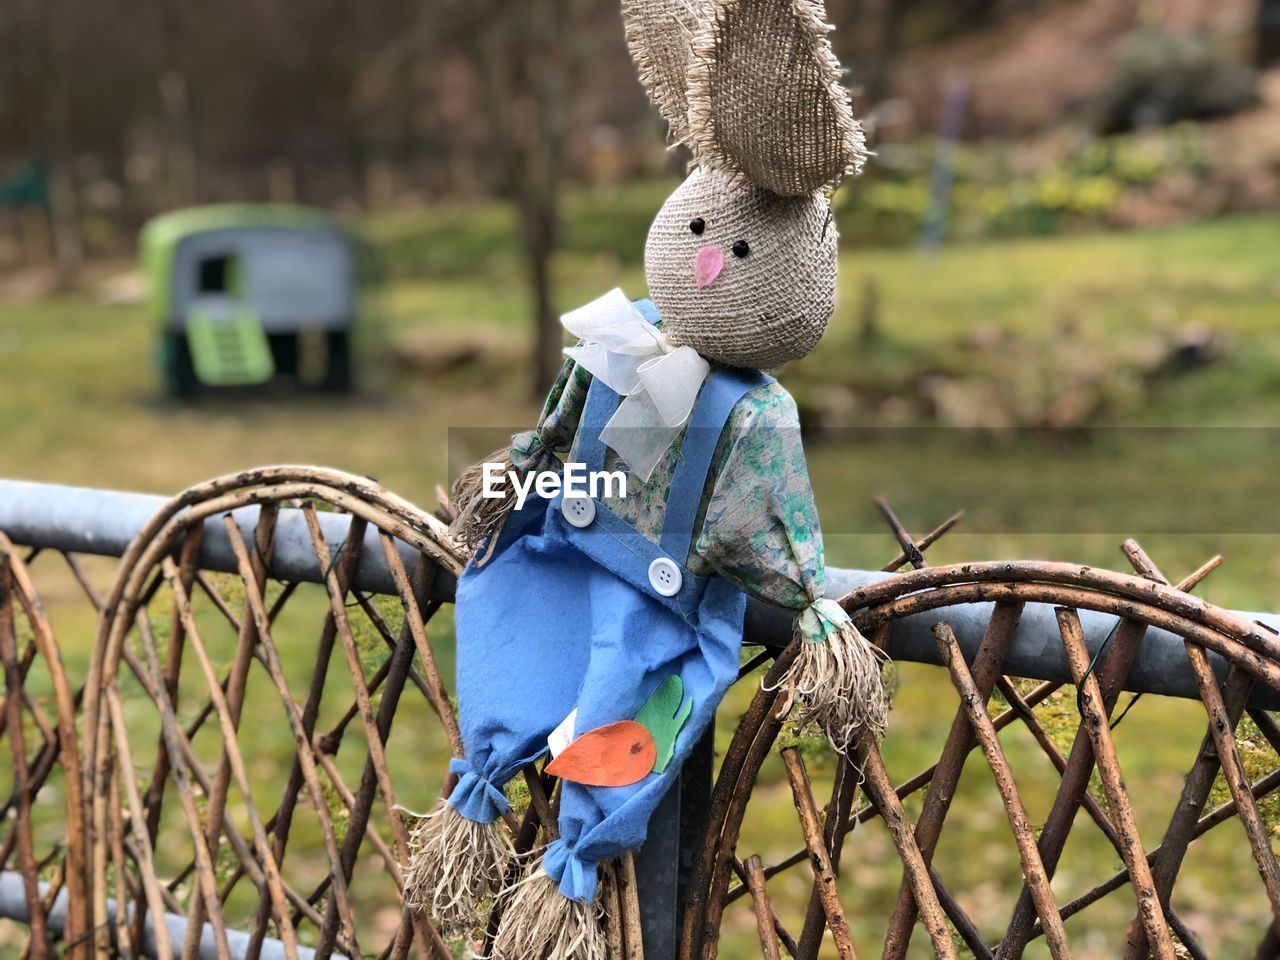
[{"xmin": 561, "ymin": 289, "xmax": 710, "ymax": 481}]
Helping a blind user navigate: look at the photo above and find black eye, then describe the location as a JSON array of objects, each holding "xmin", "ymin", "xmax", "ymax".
[
  {"xmin": 731, "ymin": 240, "xmax": 750, "ymax": 258},
  {"xmin": 689, "ymin": 217, "xmax": 706, "ymax": 235}
]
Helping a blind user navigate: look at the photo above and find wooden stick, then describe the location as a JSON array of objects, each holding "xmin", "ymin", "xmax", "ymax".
[
  {"xmin": 131, "ymin": 602, "xmax": 234, "ymax": 960},
  {"xmin": 380, "ymin": 532, "xmax": 464, "ymax": 757},
  {"xmin": 0, "ymin": 559, "xmax": 49, "ymax": 959},
  {"xmin": 727, "ymin": 680, "xmax": 1063, "ymax": 908},
  {"xmin": 107, "ymin": 757, "xmax": 134, "ymax": 960},
  {"xmin": 618, "ymin": 852, "xmax": 645, "ymax": 960},
  {"xmin": 105, "ymin": 687, "xmax": 172, "ymax": 960},
  {"xmin": 222, "ymin": 516, "xmax": 362, "ymax": 955},
  {"xmin": 1118, "ymin": 542, "xmax": 1273, "ymax": 955},
  {"xmin": 0, "ymin": 535, "xmax": 91, "ymax": 955},
  {"xmin": 744, "ymin": 856, "xmax": 781, "ymax": 960},
  {"xmin": 1058, "ymin": 608, "xmax": 1175, "ymax": 959},
  {"xmin": 781, "ymin": 747, "xmax": 858, "ymax": 960},
  {"xmin": 730, "ymin": 858, "xmax": 801, "ymax": 956},
  {"xmin": 601, "ymin": 861, "xmax": 626, "ymax": 960},
  {"xmin": 933, "ymin": 622, "xmax": 1070, "ymax": 958},
  {"xmin": 882, "ymin": 600, "xmax": 1024, "ymax": 959},
  {"xmin": 162, "ymin": 556, "xmax": 301, "ymax": 958}
]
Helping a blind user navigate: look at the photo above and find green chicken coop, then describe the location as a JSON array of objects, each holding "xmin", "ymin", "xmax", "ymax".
[{"xmin": 142, "ymin": 205, "xmax": 358, "ymax": 397}]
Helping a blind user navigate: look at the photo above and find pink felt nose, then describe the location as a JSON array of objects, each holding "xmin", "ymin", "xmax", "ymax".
[{"xmin": 694, "ymin": 246, "xmax": 725, "ymax": 289}]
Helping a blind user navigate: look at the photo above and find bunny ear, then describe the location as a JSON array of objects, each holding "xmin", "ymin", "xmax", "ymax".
[
  {"xmin": 687, "ymin": 0, "xmax": 866, "ymax": 196},
  {"xmin": 622, "ymin": 0, "xmax": 712, "ymax": 145}
]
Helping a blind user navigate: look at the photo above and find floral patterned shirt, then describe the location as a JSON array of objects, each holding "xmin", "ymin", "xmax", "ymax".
[{"xmin": 510, "ymin": 349, "xmax": 830, "ymax": 631}]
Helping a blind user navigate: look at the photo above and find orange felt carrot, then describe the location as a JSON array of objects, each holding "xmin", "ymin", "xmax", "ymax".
[{"xmin": 545, "ymin": 720, "xmax": 656, "ymax": 787}]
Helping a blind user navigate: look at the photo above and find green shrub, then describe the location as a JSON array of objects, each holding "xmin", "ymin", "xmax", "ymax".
[
  {"xmin": 835, "ymin": 124, "xmax": 1216, "ymax": 246},
  {"xmin": 1094, "ymin": 29, "xmax": 1257, "ymax": 135}
]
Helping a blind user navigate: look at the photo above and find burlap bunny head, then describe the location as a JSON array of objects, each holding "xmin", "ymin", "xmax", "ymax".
[{"xmin": 625, "ymin": 0, "xmax": 866, "ymax": 369}]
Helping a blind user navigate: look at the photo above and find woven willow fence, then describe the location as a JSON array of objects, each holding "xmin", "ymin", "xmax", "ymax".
[{"xmin": 1, "ymin": 467, "xmax": 1279, "ymax": 959}]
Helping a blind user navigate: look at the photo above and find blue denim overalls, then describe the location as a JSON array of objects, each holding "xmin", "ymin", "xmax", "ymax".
[{"xmin": 452, "ymin": 349, "xmax": 768, "ymax": 903}]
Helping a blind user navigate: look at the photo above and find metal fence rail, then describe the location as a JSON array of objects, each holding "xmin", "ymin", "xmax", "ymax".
[
  {"xmin": 4, "ymin": 478, "xmax": 1278, "ymax": 708},
  {"xmin": 0, "ymin": 873, "xmax": 323, "ymax": 960}
]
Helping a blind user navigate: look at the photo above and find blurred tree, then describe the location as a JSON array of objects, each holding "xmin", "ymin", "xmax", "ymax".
[
  {"xmin": 855, "ymin": 0, "xmax": 908, "ymax": 105},
  {"xmin": 0, "ymin": 0, "xmax": 628, "ymax": 382},
  {"xmin": 157, "ymin": 0, "xmax": 196, "ymax": 204},
  {"xmin": 475, "ymin": 0, "xmax": 591, "ymax": 396},
  {"xmin": 840, "ymin": 0, "xmax": 991, "ymax": 112},
  {"xmin": 402, "ymin": 0, "xmax": 592, "ymax": 396},
  {"xmin": 1259, "ymin": 0, "xmax": 1280, "ymax": 68},
  {"xmin": 0, "ymin": 0, "xmax": 86, "ymax": 282},
  {"xmin": 42, "ymin": 1, "xmax": 78, "ymax": 283},
  {"xmin": 1095, "ymin": 29, "xmax": 1257, "ymax": 134}
]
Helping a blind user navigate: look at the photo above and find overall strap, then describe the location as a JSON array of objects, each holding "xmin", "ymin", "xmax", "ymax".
[
  {"xmin": 660, "ymin": 367, "xmax": 771, "ymax": 562},
  {"xmin": 576, "ymin": 376, "xmax": 622, "ymax": 474}
]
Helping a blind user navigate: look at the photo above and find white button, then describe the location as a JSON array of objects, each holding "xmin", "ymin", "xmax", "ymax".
[
  {"xmin": 648, "ymin": 557, "xmax": 682, "ymax": 597},
  {"xmin": 561, "ymin": 495, "xmax": 596, "ymax": 528}
]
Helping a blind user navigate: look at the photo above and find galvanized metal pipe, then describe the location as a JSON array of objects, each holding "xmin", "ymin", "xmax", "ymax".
[
  {"xmin": 774, "ymin": 568, "xmax": 1280, "ymax": 709},
  {"xmin": 0, "ymin": 478, "xmax": 439, "ymax": 597},
  {"xmin": 2, "ymin": 477, "xmax": 1278, "ymax": 706},
  {"xmin": 0, "ymin": 871, "xmax": 339, "ymax": 960}
]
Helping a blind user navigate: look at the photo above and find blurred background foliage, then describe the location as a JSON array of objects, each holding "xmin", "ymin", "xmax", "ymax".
[
  {"xmin": 4, "ymin": 0, "xmax": 1280, "ymax": 395},
  {"xmin": 2, "ymin": 0, "xmax": 1279, "ymax": 272}
]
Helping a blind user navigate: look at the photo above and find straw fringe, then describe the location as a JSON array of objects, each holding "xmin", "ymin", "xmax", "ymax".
[
  {"xmin": 771, "ymin": 619, "xmax": 889, "ymax": 755},
  {"xmin": 490, "ymin": 859, "xmax": 607, "ymax": 960},
  {"xmin": 449, "ymin": 447, "xmax": 519, "ymax": 551},
  {"xmin": 403, "ymin": 799, "xmax": 514, "ymax": 938}
]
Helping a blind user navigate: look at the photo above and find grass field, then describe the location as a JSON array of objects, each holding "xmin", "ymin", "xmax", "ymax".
[{"xmin": 2, "ymin": 191, "xmax": 1280, "ymax": 956}]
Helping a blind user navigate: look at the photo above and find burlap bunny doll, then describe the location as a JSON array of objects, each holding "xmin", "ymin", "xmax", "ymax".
[{"xmin": 406, "ymin": 0, "xmax": 885, "ymax": 954}]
